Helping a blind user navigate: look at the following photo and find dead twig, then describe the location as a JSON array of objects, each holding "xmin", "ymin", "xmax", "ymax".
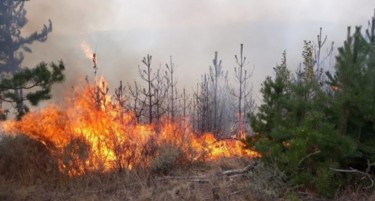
[{"xmin": 222, "ymin": 162, "xmax": 258, "ymax": 176}]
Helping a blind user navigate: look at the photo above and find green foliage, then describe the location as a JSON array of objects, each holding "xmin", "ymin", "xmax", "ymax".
[
  {"xmin": 325, "ymin": 14, "xmax": 375, "ymax": 166},
  {"xmin": 0, "ymin": 0, "xmax": 58, "ymax": 119},
  {"xmin": 326, "ymin": 26, "xmax": 375, "ymax": 139},
  {"xmin": 250, "ymin": 51, "xmax": 292, "ymax": 135},
  {"xmin": 248, "ymin": 16, "xmax": 375, "ymax": 196},
  {"xmin": 0, "ymin": 61, "xmax": 65, "ymax": 119},
  {"xmin": 313, "ymin": 162, "xmax": 341, "ymax": 198}
]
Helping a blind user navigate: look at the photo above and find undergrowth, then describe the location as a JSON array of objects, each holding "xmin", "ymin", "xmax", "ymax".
[{"xmin": 0, "ymin": 135, "xmax": 373, "ymax": 201}]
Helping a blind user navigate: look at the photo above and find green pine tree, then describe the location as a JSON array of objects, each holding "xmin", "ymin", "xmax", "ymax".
[
  {"xmin": 326, "ymin": 27, "xmax": 370, "ymax": 137},
  {"xmin": 0, "ymin": 61, "xmax": 65, "ymax": 119},
  {"xmin": 0, "ymin": 0, "xmax": 52, "ymax": 73},
  {"xmin": 326, "ymin": 12, "xmax": 375, "ymax": 166},
  {"xmin": 250, "ymin": 51, "xmax": 292, "ymax": 136},
  {"xmin": 249, "ymin": 43, "xmax": 356, "ymax": 197},
  {"xmin": 0, "ymin": 0, "xmax": 64, "ymax": 119}
]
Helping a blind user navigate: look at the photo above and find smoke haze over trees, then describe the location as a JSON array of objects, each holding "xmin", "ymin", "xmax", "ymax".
[{"xmin": 19, "ymin": 0, "xmax": 374, "ymax": 102}]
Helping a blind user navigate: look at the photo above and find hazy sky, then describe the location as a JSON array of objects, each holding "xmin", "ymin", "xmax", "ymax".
[{"xmin": 22, "ymin": 0, "xmax": 375, "ymax": 102}]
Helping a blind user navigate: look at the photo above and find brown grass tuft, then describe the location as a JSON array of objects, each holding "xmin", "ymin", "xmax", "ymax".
[{"xmin": 0, "ymin": 135, "xmax": 61, "ymax": 183}]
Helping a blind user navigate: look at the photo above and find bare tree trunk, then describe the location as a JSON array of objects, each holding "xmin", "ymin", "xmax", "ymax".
[
  {"xmin": 165, "ymin": 56, "xmax": 178, "ymax": 121},
  {"xmin": 194, "ymin": 74, "xmax": 211, "ymax": 134},
  {"xmin": 128, "ymin": 81, "xmax": 145, "ymax": 124},
  {"xmin": 138, "ymin": 54, "xmax": 156, "ymax": 124},
  {"xmin": 146, "ymin": 57, "xmax": 153, "ymax": 123},
  {"xmin": 210, "ymin": 52, "xmax": 222, "ymax": 136},
  {"xmin": 231, "ymin": 44, "xmax": 254, "ymax": 137}
]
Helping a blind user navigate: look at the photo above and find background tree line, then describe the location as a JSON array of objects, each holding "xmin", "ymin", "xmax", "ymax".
[{"xmin": 122, "ymin": 46, "xmax": 254, "ymax": 138}]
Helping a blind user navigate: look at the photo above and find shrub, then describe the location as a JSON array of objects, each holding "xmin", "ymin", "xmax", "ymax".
[
  {"xmin": 0, "ymin": 135, "xmax": 60, "ymax": 182},
  {"xmin": 151, "ymin": 143, "xmax": 186, "ymax": 174}
]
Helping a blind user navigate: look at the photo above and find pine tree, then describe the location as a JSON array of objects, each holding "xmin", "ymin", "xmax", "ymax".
[
  {"xmin": 250, "ymin": 47, "xmax": 354, "ymax": 197},
  {"xmin": 0, "ymin": 61, "xmax": 65, "ymax": 119},
  {"xmin": 208, "ymin": 51, "xmax": 229, "ymax": 136},
  {"xmin": 0, "ymin": 0, "xmax": 54, "ymax": 118},
  {"xmin": 0, "ymin": 0, "xmax": 52, "ymax": 73},
  {"xmin": 250, "ymin": 51, "xmax": 291, "ymax": 136},
  {"xmin": 231, "ymin": 44, "xmax": 255, "ymax": 136},
  {"xmin": 247, "ymin": 11, "xmax": 375, "ymax": 198},
  {"xmin": 165, "ymin": 56, "xmax": 178, "ymax": 121},
  {"xmin": 326, "ymin": 12, "xmax": 375, "ymax": 165},
  {"xmin": 137, "ymin": 55, "xmax": 168, "ymax": 124},
  {"xmin": 326, "ymin": 27, "xmax": 370, "ymax": 137}
]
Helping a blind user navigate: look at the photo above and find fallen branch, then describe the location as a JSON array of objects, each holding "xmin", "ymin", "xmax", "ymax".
[
  {"xmin": 329, "ymin": 167, "xmax": 374, "ymax": 189},
  {"xmin": 222, "ymin": 162, "xmax": 258, "ymax": 176}
]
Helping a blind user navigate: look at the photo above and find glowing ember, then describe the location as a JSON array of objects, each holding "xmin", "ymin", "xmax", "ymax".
[
  {"xmin": 1, "ymin": 78, "xmax": 259, "ymax": 176},
  {"xmin": 331, "ymin": 85, "xmax": 339, "ymax": 91}
]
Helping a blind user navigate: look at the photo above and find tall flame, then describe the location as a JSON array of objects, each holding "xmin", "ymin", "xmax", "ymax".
[
  {"xmin": 1, "ymin": 78, "xmax": 259, "ymax": 176},
  {"xmin": 81, "ymin": 40, "xmax": 97, "ymax": 71},
  {"xmin": 80, "ymin": 40, "xmax": 94, "ymax": 60}
]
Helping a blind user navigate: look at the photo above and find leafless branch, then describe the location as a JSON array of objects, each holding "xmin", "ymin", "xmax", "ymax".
[{"xmin": 330, "ymin": 167, "xmax": 374, "ymax": 189}]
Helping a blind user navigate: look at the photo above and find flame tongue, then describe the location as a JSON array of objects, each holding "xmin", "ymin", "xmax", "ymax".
[
  {"xmin": 81, "ymin": 40, "xmax": 97, "ymax": 71},
  {"xmin": 1, "ymin": 79, "xmax": 259, "ymax": 176},
  {"xmin": 81, "ymin": 40, "xmax": 94, "ymax": 60}
]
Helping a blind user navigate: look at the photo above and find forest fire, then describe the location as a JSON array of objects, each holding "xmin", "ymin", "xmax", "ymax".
[{"xmin": 1, "ymin": 79, "xmax": 259, "ymax": 176}]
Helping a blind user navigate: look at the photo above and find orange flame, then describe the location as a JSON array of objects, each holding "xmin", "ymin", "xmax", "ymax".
[
  {"xmin": 331, "ymin": 85, "xmax": 339, "ymax": 91},
  {"xmin": 1, "ymin": 78, "xmax": 259, "ymax": 176},
  {"xmin": 80, "ymin": 40, "xmax": 94, "ymax": 60},
  {"xmin": 81, "ymin": 40, "xmax": 97, "ymax": 70}
]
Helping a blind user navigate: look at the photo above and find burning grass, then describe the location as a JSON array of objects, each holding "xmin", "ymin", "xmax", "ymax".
[
  {"xmin": 0, "ymin": 133, "xmax": 260, "ymax": 201},
  {"xmin": 0, "ymin": 78, "xmax": 264, "ymax": 200},
  {"xmin": 0, "ymin": 78, "xmax": 259, "ymax": 177}
]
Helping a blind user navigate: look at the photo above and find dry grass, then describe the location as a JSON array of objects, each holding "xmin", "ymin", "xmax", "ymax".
[
  {"xmin": 0, "ymin": 135, "xmax": 373, "ymax": 201},
  {"xmin": 0, "ymin": 157, "xmax": 264, "ymax": 201},
  {"xmin": 0, "ymin": 135, "xmax": 61, "ymax": 183}
]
